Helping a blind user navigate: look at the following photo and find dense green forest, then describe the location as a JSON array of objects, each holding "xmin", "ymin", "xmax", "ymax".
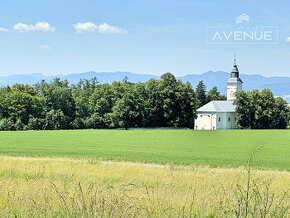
[
  {"xmin": 0, "ymin": 72, "xmax": 288, "ymax": 130},
  {"xmin": 234, "ymin": 89, "xmax": 289, "ymax": 129}
]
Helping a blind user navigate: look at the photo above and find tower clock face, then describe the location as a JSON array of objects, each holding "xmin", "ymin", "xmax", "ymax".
[{"xmin": 230, "ymin": 92, "xmax": 235, "ymax": 97}]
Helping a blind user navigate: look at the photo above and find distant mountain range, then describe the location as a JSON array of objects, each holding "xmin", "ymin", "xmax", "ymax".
[{"xmin": 1, "ymin": 71, "xmax": 290, "ymax": 101}]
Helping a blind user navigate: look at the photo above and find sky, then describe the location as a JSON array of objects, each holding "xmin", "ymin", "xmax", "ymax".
[{"xmin": 0, "ymin": 0, "xmax": 290, "ymax": 77}]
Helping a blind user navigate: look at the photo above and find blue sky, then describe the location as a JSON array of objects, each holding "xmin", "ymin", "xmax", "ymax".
[{"xmin": 0, "ymin": 0, "xmax": 290, "ymax": 77}]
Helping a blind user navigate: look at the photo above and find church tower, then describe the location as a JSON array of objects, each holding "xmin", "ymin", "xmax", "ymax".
[{"xmin": 227, "ymin": 56, "xmax": 243, "ymax": 100}]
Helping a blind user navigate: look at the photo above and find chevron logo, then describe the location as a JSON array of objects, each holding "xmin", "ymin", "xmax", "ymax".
[{"xmin": 235, "ymin": 14, "xmax": 250, "ymax": 24}]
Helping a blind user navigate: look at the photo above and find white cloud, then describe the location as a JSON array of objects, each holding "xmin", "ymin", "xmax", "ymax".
[
  {"xmin": 73, "ymin": 22, "xmax": 98, "ymax": 33},
  {"xmin": 13, "ymin": 22, "xmax": 56, "ymax": 32},
  {"xmin": 73, "ymin": 22, "xmax": 127, "ymax": 34},
  {"xmin": 286, "ymin": 37, "xmax": 290, "ymax": 42},
  {"xmin": 40, "ymin": 44, "xmax": 51, "ymax": 50},
  {"xmin": 0, "ymin": 27, "xmax": 9, "ymax": 32},
  {"xmin": 98, "ymin": 23, "xmax": 127, "ymax": 34}
]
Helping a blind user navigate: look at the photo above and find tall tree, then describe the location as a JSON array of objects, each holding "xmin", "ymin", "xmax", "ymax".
[
  {"xmin": 234, "ymin": 89, "xmax": 289, "ymax": 129},
  {"xmin": 111, "ymin": 89, "xmax": 141, "ymax": 130},
  {"xmin": 36, "ymin": 78, "xmax": 76, "ymax": 129},
  {"xmin": 72, "ymin": 77, "xmax": 98, "ymax": 119},
  {"xmin": 207, "ymin": 86, "xmax": 226, "ymax": 102},
  {"xmin": 234, "ymin": 91, "xmax": 252, "ymax": 129},
  {"xmin": 272, "ymin": 97, "xmax": 289, "ymax": 129},
  {"xmin": 89, "ymin": 83, "xmax": 114, "ymax": 116},
  {"xmin": 144, "ymin": 79, "xmax": 163, "ymax": 127},
  {"xmin": 0, "ymin": 87, "xmax": 11, "ymax": 119},
  {"xmin": 176, "ymin": 81, "xmax": 197, "ymax": 128},
  {"xmin": 158, "ymin": 73, "xmax": 180, "ymax": 126},
  {"xmin": 195, "ymin": 80, "xmax": 207, "ymax": 108}
]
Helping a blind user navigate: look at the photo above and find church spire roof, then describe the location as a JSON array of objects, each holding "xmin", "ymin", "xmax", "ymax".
[
  {"xmin": 231, "ymin": 54, "xmax": 239, "ymax": 78},
  {"xmin": 234, "ymin": 53, "xmax": 237, "ymax": 65}
]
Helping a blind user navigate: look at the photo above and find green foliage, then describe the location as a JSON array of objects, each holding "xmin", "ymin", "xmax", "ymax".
[
  {"xmin": 14, "ymin": 119, "xmax": 24, "ymax": 131},
  {"xmin": 175, "ymin": 81, "xmax": 197, "ymax": 127},
  {"xmin": 85, "ymin": 113, "xmax": 110, "ymax": 129},
  {"xmin": 72, "ymin": 78, "xmax": 98, "ymax": 119},
  {"xmin": 7, "ymin": 91, "xmax": 34, "ymax": 124},
  {"xmin": 143, "ymin": 79, "xmax": 163, "ymax": 127},
  {"xmin": 0, "ymin": 87, "xmax": 10, "ymax": 119},
  {"xmin": 72, "ymin": 117, "xmax": 86, "ymax": 129},
  {"xmin": 27, "ymin": 116, "xmax": 44, "ymax": 130},
  {"xmin": 207, "ymin": 86, "xmax": 226, "ymax": 101},
  {"xmin": 111, "ymin": 89, "xmax": 142, "ymax": 130},
  {"xmin": 0, "ymin": 118, "xmax": 15, "ymax": 131},
  {"xmin": 234, "ymin": 89, "xmax": 289, "ymax": 129},
  {"xmin": 273, "ymin": 97, "xmax": 289, "ymax": 129},
  {"xmin": 195, "ymin": 80, "xmax": 207, "ymax": 108},
  {"xmin": 36, "ymin": 78, "xmax": 76, "ymax": 128},
  {"xmin": 0, "ymin": 74, "xmax": 288, "ymax": 131},
  {"xmin": 159, "ymin": 73, "xmax": 180, "ymax": 126},
  {"xmin": 11, "ymin": 84, "xmax": 36, "ymax": 96},
  {"xmin": 45, "ymin": 109, "xmax": 68, "ymax": 130}
]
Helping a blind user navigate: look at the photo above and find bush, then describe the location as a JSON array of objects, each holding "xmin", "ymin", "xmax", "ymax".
[
  {"xmin": 15, "ymin": 119, "xmax": 24, "ymax": 131},
  {"xmin": 45, "ymin": 110, "xmax": 69, "ymax": 130},
  {"xmin": 85, "ymin": 114, "xmax": 101, "ymax": 129},
  {"xmin": 72, "ymin": 117, "xmax": 86, "ymax": 129},
  {"xmin": 27, "ymin": 117, "xmax": 44, "ymax": 130},
  {"xmin": 0, "ymin": 118, "xmax": 15, "ymax": 131},
  {"xmin": 84, "ymin": 113, "xmax": 110, "ymax": 129}
]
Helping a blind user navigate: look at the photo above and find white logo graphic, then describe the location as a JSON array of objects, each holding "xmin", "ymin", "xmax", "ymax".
[
  {"xmin": 235, "ymin": 14, "xmax": 250, "ymax": 24},
  {"xmin": 206, "ymin": 13, "xmax": 278, "ymax": 44}
]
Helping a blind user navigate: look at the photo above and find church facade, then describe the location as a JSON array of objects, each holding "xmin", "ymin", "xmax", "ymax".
[{"xmin": 194, "ymin": 59, "xmax": 243, "ymax": 130}]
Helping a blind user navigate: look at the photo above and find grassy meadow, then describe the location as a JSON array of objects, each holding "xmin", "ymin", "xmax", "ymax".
[
  {"xmin": 0, "ymin": 129, "xmax": 289, "ymax": 170},
  {"xmin": 0, "ymin": 129, "xmax": 289, "ymax": 216},
  {"xmin": 0, "ymin": 156, "xmax": 289, "ymax": 217}
]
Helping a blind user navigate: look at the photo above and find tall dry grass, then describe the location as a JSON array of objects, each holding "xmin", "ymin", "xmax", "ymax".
[{"xmin": 0, "ymin": 156, "xmax": 289, "ymax": 217}]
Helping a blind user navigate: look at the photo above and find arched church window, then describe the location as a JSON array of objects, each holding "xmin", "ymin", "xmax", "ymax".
[{"xmin": 228, "ymin": 117, "xmax": 231, "ymax": 122}]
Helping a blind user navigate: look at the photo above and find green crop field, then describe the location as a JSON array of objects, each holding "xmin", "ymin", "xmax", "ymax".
[
  {"xmin": 0, "ymin": 129, "xmax": 289, "ymax": 170},
  {"xmin": 0, "ymin": 130, "xmax": 290, "ymax": 216}
]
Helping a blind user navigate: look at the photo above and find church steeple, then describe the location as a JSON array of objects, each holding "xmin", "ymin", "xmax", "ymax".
[
  {"xmin": 230, "ymin": 55, "xmax": 240, "ymax": 79},
  {"xmin": 227, "ymin": 55, "xmax": 243, "ymax": 100},
  {"xmin": 234, "ymin": 54, "xmax": 236, "ymax": 65}
]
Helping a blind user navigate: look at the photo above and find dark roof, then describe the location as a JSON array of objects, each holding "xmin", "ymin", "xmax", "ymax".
[{"xmin": 229, "ymin": 59, "xmax": 243, "ymax": 83}]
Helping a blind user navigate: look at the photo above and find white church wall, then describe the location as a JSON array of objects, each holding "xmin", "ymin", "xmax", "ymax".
[
  {"xmin": 216, "ymin": 112, "xmax": 226, "ymax": 129},
  {"xmin": 226, "ymin": 112, "xmax": 236, "ymax": 129},
  {"xmin": 195, "ymin": 58, "xmax": 242, "ymax": 130},
  {"xmin": 194, "ymin": 113, "xmax": 216, "ymax": 130},
  {"xmin": 216, "ymin": 112, "xmax": 236, "ymax": 129},
  {"xmin": 227, "ymin": 83, "xmax": 242, "ymax": 100}
]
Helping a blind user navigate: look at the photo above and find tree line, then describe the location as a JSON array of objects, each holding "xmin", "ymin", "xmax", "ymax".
[
  {"xmin": 0, "ymin": 73, "xmax": 225, "ymax": 131},
  {"xmin": 234, "ymin": 89, "xmax": 289, "ymax": 129},
  {"xmin": 0, "ymin": 72, "xmax": 288, "ymax": 130}
]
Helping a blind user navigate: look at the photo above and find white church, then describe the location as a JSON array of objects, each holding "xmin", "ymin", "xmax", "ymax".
[{"xmin": 194, "ymin": 58, "xmax": 243, "ymax": 130}]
